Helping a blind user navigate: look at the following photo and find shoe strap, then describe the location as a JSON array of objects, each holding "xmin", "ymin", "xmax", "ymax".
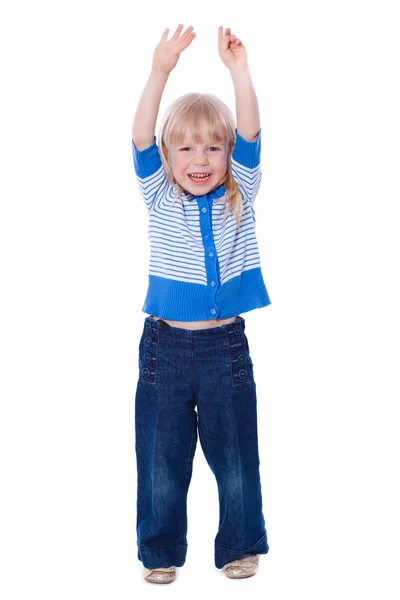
[
  {"xmin": 146, "ymin": 566, "xmax": 175, "ymax": 575},
  {"xmin": 222, "ymin": 556, "xmax": 258, "ymax": 571}
]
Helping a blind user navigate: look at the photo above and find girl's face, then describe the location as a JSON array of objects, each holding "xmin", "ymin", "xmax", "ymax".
[{"xmin": 167, "ymin": 129, "xmax": 229, "ymax": 196}]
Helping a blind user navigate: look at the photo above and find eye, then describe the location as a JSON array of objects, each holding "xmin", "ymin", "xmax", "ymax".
[
  {"xmin": 179, "ymin": 147, "xmax": 191, "ymax": 151},
  {"xmin": 209, "ymin": 146, "xmax": 220, "ymax": 152}
]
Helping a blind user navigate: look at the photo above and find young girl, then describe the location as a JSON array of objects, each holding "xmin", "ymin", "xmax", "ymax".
[{"xmin": 131, "ymin": 24, "xmax": 272, "ymax": 583}]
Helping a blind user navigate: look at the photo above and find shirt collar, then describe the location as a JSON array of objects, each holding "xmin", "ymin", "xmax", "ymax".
[{"xmin": 183, "ymin": 184, "xmax": 226, "ymax": 202}]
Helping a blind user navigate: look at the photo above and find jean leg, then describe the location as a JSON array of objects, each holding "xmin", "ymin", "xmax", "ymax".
[
  {"xmin": 194, "ymin": 322, "xmax": 269, "ymax": 569},
  {"xmin": 135, "ymin": 322, "xmax": 197, "ymax": 569}
]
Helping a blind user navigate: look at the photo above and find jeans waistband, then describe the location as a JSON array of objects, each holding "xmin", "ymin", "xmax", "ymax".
[{"xmin": 144, "ymin": 315, "xmax": 245, "ymax": 341}]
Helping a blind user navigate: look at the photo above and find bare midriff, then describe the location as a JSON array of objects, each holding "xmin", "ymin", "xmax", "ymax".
[{"xmin": 150, "ymin": 315, "xmax": 238, "ymax": 330}]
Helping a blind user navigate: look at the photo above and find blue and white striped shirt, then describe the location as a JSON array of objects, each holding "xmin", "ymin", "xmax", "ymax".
[{"xmin": 132, "ymin": 128, "xmax": 271, "ymax": 321}]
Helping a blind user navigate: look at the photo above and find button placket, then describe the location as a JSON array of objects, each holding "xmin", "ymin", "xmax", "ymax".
[
  {"xmin": 226, "ymin": 321, "xmax": 250, "ymax": 387},
  {"xmin": 199, "ymin": 196, "xmax": 219, "ymax": 317},
  {"xmin": 139, "ymin": 323, "xmax": 158, "ymax": 385}
]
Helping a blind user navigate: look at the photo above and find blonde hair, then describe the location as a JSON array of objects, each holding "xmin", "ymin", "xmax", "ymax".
[{"xmin": 158, "ymin": 93, "xmax": 243, "ymax": 230}]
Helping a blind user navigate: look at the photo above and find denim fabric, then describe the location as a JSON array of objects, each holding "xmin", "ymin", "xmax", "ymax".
[{"xmin": 134, "ymin": 315, "xmax": 269, "ymax": 569}]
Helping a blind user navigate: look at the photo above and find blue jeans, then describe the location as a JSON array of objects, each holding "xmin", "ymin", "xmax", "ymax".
[{"xmin": 134, "ymin": 315, "xmax": 269, "ymax": 569}]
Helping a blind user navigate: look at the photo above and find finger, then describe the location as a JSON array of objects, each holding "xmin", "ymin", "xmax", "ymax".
[
  {"xmin": 179, "ymin": 31, "xmax": 196, "ymax": 50},
  {"xmin": 218, "ymin": 25, "xmax": 229, "ymax": 50},
  {"xmin": 161, "ymin": 28, "xmax": 169, "ymax": 41},
  {"xmin": 171, "ymin": 23, "xmax": 184, "ymax": 41},
  {"xmin": 179, "ymin": 25, "xmax": 194, "ymax": 41}
]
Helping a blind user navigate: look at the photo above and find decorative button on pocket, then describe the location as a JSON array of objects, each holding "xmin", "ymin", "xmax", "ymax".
[
  {"xmin": 144, "ymin": 337, "xmax": 152, "ymax": 346},
  {"xmin": 234, "ymin": 325, "xmax": 241, "ymax": 334},
  {"xmin": 142, "ymin": 367, "xmax": 150, "ymax": 377},
  {"xmin": 144, "ymin": 352, "xmax": 152, "ymax": 362},
  {"xmin": 238, "ymin": 353, "xmax": 246, "ymax": 365},
  {"xmin": 239, "ymin": 369, "xmax": 248, "ymax": 380}
]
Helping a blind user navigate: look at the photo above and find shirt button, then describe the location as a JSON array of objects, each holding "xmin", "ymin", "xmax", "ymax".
[
  {"xmin": 208, "ymin": 252, "xmax": 214, "ymax": 258},
  {"xmin": 211, "ymin": 308, "xmax": 216, "ymax": 315},
  {"xmin": 210, "ymin": 280, "xmax": 216, "ymax": 287},
  {"xmin": 202, "ymin": 207, "xmax": 207, "ymax": 213}
]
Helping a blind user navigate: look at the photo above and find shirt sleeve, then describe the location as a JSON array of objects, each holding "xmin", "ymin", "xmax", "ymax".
[
  {"xmin": 132, "ymin": 136, "xmax": 168, "ymax": 212},
  {"xmin": 231, "ymin": 128, "xmax": 262, "ymax": 205}
]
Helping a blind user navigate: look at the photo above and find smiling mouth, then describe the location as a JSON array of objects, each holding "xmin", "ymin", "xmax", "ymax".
[{"xmin": 188, "ymin": 173, "xmax": 212, "ymax": 182}]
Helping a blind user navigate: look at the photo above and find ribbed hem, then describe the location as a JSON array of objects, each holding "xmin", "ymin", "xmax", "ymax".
[
  {"xmin": 132, "ymin": 136, "xmax": 162, "ymax": 178},
  {"xmin": 232, "ymin": 128, "xmax": 261, "ymax": 168},
  {"xmin": 142, "ymin": 267, "xmax": 271, "ymax": 321}
]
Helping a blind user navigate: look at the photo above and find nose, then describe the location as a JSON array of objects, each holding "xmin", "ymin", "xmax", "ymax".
[{"xmin": 193, "ymin": 150, "xmax": 209, "ymax": 166}]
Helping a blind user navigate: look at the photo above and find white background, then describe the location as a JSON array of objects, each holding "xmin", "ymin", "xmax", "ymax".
[{"xmin": 1, "ymin": 0, "xmax": 399, "ymax": 597}]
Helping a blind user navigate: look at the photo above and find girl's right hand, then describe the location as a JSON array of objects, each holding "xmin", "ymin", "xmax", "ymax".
[{"xmin": 152, "ymin": 24, "xmax": 196, "ymax": 75}]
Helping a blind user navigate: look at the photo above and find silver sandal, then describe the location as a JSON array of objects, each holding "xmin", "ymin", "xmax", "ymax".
[
  {"xmin": 143, "ymin": 565, "xmax": 176, "ymax": 584},
  {"xmin": 221, "ymin": 554, "xmax": 259, "ymax": 579}
]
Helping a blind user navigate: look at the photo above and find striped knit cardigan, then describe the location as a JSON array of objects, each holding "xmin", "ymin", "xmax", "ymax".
[{"xmin": 132, "ymin": 128, "xmax": 271, "ymax": 321}]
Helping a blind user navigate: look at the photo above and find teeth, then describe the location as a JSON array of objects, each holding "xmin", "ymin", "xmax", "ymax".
[{"xmin": 189, "ymin": 174, "xmax": 210, "ymax": 179}]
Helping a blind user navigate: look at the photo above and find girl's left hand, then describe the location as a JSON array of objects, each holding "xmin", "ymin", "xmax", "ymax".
[{"xmin": 218, "ymin": 26, "xmax": 248, "ymax": 70}]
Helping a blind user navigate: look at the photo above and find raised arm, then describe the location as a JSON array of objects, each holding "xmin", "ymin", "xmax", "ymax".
[
  {"xmin": 217, "ymin": 26, "xmax": 260, "ymax": 142},
  {"xmin": 132, "ymin": 24, "xmax": 196, "ymax": 151}
]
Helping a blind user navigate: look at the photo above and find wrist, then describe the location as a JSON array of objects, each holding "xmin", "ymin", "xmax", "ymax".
[
  {"xmin": 150, "ymin": 67, "xmax": 171, "ymax": 80},
  {"xmin": 228, "ymin": 63, "xmax": 250, "ymax": 77}
]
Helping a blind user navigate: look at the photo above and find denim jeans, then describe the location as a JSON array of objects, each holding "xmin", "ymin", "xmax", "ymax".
[{"xmin": 134, "ymin": 315, "xmax": 269, "ymax": 569}]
